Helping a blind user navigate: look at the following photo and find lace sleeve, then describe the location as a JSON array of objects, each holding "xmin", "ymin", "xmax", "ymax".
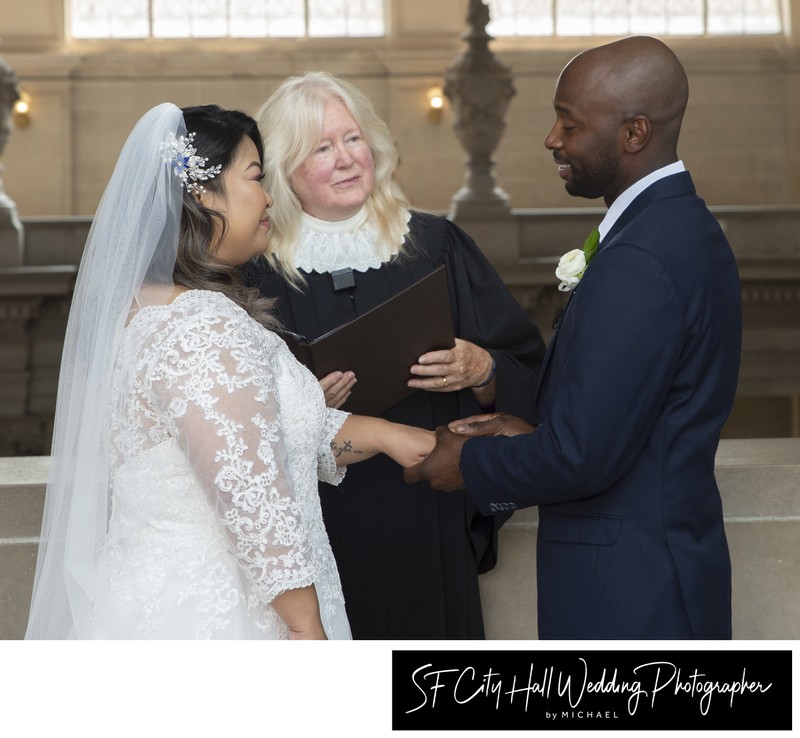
[
  {"xmin": 145, "ymin": 304, "xmax": 315, "ymax": 605},
  {"xmin": 316, "ymin": 407, "xmax": 349, "ymax": 485}
]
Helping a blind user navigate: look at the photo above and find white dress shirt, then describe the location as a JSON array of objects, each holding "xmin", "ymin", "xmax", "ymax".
[{"xmin": 598, "ymin": 160, "xmax": 686, "ymax": 242}]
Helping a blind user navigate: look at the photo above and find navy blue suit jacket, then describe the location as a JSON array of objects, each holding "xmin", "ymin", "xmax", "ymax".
[{"xmin": 461, "ymin": 172, "xmax": 741, "ymax": 639}]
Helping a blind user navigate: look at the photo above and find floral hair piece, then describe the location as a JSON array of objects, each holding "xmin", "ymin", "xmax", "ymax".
[{"xmin": 161, "ymin": 131, "xmax": 222, "ymax": 194}]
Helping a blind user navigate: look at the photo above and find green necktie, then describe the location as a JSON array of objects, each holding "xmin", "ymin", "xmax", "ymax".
[{"xmin": 582, "ymin": 227, "xmax": 600, "ymax": 265}]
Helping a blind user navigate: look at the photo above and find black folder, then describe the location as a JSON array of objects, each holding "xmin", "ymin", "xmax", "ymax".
[{"xmin": 281, "ymin": 266, "xmax": 455, "ymax": 416}]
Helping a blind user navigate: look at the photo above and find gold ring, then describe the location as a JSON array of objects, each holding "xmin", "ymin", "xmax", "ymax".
[{"xmin": 442, "ymin": 376, "xmax": 447, "ymax": 388}]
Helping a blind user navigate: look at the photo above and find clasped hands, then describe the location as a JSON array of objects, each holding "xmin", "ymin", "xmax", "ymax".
[{"xmin": 404, "ymin": 413, "xmax": 536, "ymax": 491}]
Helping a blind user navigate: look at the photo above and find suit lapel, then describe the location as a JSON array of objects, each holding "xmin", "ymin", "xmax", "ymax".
[{"xmin": 600, "ymin": 171, "xmax": 696, "ymax": 253}]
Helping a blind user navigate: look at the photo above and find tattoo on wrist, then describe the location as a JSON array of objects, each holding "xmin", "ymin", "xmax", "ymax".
[{"xmin": 330, "ymin": 439, "xmax": 362, "ymax": 458}]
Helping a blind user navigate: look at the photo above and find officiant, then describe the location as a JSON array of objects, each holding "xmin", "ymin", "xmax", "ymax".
[{"xmin": 243, "ymin": 72, "xmax": 545, "ymax": 640}]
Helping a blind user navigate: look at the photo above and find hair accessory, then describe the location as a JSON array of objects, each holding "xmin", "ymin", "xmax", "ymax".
[{"xmin": 161, "ymin": 131, "xmax": 222, "ymax": 193}]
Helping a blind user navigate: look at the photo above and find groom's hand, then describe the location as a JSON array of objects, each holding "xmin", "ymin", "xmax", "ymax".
[
  {"xmin": 449, "ymin": 412, "xmax": 535, "ymax": 438},
  {"xmin": 403, "ymin": 426, "xmax": 468, "ymax": 491}
]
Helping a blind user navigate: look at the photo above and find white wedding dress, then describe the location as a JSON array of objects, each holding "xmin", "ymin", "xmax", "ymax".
[{"xmin": 90, "ymin": 289, "xmax": 351, "ymax": 639}]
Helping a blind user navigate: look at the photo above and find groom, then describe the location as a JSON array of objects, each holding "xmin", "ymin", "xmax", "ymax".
[{"xmin": 406, "ymin": 36, "xmax": 742, "ymax": 639}]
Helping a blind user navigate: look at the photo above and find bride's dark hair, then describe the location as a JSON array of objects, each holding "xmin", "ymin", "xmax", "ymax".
[{"xmin": 174, "ymin": 104, "xmax": 278, "ymax": 328}]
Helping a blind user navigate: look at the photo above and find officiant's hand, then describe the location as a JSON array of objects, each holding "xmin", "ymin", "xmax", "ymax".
[
  {"xmin": 403, "ymin": 426, "xmax": 468, "ymax": 491},
  {"xmin": 449, "ymin": 412, "xmax": 536, "ymax": 438},
  {"xmin": 320, "ymin": 370, "xmax": 356, "ymax": 409},
  {"xmin": 408, "ymin": 339, "xmax": 494, "ymax": 394}
]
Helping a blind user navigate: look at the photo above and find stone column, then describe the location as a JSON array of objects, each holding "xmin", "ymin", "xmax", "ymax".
[
  {"xmin": 0, "ymin": 57, "xmax": 23, "ymax": 268},
  {"xmin": 444, "ymin": 0, "xmax": 515, "ymax": 230}
]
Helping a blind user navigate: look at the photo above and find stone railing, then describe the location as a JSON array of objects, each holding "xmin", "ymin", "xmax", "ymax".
[{"xmin": 1, "ymin": 438, "xmax": 798, "ymax": 639}]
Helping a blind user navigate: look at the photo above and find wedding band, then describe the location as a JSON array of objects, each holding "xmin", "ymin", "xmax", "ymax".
[{"xmin": 442, "ymin": 376, "xmax": 447, "ymax": 388}]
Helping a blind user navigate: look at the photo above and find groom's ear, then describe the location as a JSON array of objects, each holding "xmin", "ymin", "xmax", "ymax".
[{"xmin": 622, "ymin": 115, "xmax": 651, "ymax": 153}]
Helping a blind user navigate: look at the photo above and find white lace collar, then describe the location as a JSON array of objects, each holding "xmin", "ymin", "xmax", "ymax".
[{"xmin": 293, "ymin": 207, "xmax": 409, "ymax": 274}]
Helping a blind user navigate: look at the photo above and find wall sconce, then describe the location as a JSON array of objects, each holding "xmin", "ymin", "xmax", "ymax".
[
  {"xmin": 427, "ymin": 86, "xmax": 445, "ymax": 124},
  {"xmin": 12, "ymin": 91, "xmax": 31, "ymax": 129}
]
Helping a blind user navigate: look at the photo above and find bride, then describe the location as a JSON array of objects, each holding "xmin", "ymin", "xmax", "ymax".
[{"xmin": 25, "ymin": 103, "xmax": 433, "ymax": 640}]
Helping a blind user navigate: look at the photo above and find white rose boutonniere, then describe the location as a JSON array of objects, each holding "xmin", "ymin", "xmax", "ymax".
[
  {"xmin": 555, "ymin": 227, "xmax": 600, "ymax": 292},
  {"xmin": 555, "ymin": 249, "xmax": 587, "ymax": 292}
]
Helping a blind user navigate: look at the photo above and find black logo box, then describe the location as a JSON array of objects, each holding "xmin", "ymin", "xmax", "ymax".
[{"xmin": 392, "ymin": 650, "xmax": 792, "ymax": 731}]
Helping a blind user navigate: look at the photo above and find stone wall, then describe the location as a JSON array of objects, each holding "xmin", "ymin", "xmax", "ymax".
[
  {"xmin": 2, "ymin": 439, "xmax": 798, "ymax": 639},
  {"xmin": 1, "ymin": 2, "xmax": 800, "ymax": 217}
]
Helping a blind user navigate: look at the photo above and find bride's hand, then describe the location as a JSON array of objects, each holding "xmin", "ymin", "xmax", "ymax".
[{"xmin": 382, "ymin": 423, "xmax": 436, "ymax": 468}]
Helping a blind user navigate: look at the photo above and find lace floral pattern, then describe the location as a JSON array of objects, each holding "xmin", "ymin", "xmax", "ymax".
[
  {"xmin": 293, "ymin": 207, "xmax": 410, "ymax": 273},
  {"xmin": 96, "ymin": 290, "xmax": 350, "ymax": 639}
]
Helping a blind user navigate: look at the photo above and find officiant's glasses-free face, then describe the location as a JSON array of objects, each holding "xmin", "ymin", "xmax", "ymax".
[{"xmin": 289, "ymin": 98, "xmax": 375, "ymax": 222}]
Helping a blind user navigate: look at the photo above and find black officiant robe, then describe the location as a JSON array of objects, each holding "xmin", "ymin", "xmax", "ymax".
[{"xmin": 244, "ymin": 211, "xmax": 545, "ymax": 639}]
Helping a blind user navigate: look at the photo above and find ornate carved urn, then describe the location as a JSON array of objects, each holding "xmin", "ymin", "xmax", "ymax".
[{"xmin": 444, "ymin": 0, "xmax": 515, "ymax": 220}]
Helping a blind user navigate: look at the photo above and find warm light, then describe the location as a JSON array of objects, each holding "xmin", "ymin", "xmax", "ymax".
[
  {"xmin": 12, "ymin": 91, "xmax": 31, "ymax": 129},
  {"xmin": 427, "ymin": 86, "xmax": 445, "ymax": 124}
]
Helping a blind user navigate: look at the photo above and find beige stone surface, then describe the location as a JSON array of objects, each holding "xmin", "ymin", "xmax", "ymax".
[
  {"xmin": 479, "ymin": 522, "xmax": 538, "ymax": 640},
  {"xmin": 0, "ymin": 456, "xmax": 46, "ymax": 640},
  {"xmin": 0, "ymin": 541, "xmax": 37, "ymax": 640},
  {"xmin": 5, "ymin": 441, "xmax": 796, "ymax": 640},
  {"xmin": 727, "ymin": 521, "xmax": 800, "ymax": 640}
]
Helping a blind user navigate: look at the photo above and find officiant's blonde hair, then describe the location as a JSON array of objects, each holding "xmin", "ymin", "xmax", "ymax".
[{"xmin": 255, "ymin": 71, "xmax": 411, "ymax": 286}]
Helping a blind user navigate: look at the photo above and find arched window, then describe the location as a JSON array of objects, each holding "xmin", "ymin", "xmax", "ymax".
[
  {"xmin": 70, "ymin": 0, "xmax": 385, "ymax": 39},
  {"xmin": 485, "ymin": 0, "xmax": 783, "ymax": 36}
]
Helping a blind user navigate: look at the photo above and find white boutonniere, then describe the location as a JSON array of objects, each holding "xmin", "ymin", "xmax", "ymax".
[
  {"xmin": 556, "ymin": 249, "xmax": 587, "ymax": 292},
  {"xmin": 555, "ymin": 227, "xmax": 600, "ymax": 292}
]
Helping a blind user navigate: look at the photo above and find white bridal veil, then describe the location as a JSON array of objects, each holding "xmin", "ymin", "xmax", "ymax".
[{"xmin": 25, "ymin": 103, "xmax": 186, "ymax": 638}]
